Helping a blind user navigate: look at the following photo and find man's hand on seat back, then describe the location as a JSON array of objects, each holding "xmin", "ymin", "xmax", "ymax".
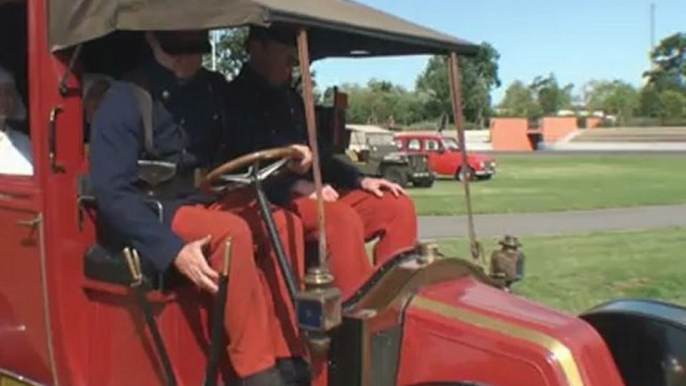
[
  {"xmin": 287, "ymin": 144, "xmax": 312, "ymax": 175},
  {"xmin": 173, "ymin": 235, "xmax": 219, "ymax": 294},
  {"xmin": 360, "ymin": 177, "xmax": 406, "ymax": 198}
]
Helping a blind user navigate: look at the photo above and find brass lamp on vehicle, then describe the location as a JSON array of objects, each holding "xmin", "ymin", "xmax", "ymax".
[{"xmin": 295, "ymin": 266, "xmax": 343, "ymax": 356}]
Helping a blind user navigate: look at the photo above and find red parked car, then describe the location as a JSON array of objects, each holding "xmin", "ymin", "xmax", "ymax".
[{"xmin": 395, "ymin": 132, "xmax": 497, "ymax": 181}]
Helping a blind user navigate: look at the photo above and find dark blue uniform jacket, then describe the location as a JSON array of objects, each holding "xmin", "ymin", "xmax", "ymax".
[
  {"xmin": 222, "ymin": 65, "xmax": 363, "ymax": 205},
  {"xmin": 90, "ymin": 59, "xmax": 227, "ymax": 272}
]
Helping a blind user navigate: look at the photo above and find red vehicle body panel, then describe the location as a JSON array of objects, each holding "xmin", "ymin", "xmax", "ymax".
[
  {"xmin": 0, "ymin": 180, "xmax": 52, "ymax": 384},
  {"xmin": 0, "ymin": 2, "xmax": 632, "ymax": 386},
  {"xmin": 398, "ymin": 278, "xmax": 626, "ymax": 386},
  {"xmin": 395, "ymin": 133, "xmax": 496, "ymax": 178}
]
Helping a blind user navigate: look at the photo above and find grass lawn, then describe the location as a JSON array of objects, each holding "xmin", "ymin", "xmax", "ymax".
[
  {"xmin": 409, "ymin": 154, "xmax": 686, "ymax": 216},
  {"xmin": 436, "ymin": 227, "xmax": 686, "ymax": 314}
]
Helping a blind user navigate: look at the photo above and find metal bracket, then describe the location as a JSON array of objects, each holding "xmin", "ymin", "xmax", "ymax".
[
  {"xmin": 16, "ymin": 215, "xmax": 42, "ymax": 228},
  {"xmin": 123, "ymin": 247, "xmax": 144, "ymax": 288},
  {"xmin": 58, "ymin": 44, "xmax": 82, "ymax": 97},
  {"xmin": 49, "ymin": 106, "xmax": 66, "ymax": 174}
]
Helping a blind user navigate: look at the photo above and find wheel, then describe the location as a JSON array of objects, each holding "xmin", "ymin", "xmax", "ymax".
[
  {"xmin": 414, "ymin": 179, "xmax": 434, "ymax": 188},
  {"xmin": 455, "ymin": 166, "xmax": 475, "ymax": 182},
  {"xmin": 382, "ymin": 166, "xmax": 409, "ymax": 188}
]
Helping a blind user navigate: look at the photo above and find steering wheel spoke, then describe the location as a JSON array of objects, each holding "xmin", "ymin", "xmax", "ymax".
[
  {"xmin": 218, "ymin": 170, "xmax": 254, "ymax": 185},
  {"xmin": 257, "ymin": 158, "xmax": 290, "ymax": 181},
  {"xmin": 200, "ymin": 147, "xmax": 300, "ymax": 195}
]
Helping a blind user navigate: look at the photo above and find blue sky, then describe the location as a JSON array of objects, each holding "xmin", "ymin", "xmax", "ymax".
[{"xmin": 313, "ymin": 0, "xmax": 686, "ymax": 104}]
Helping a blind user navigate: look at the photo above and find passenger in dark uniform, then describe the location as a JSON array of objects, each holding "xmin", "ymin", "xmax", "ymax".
[
  {"xmin": 89, "ymin": 30, "xmax": 307, "ymax": 386},
  {"xmin": 221, "ymin": 26, "xmax": 419, "ymax": 299}
]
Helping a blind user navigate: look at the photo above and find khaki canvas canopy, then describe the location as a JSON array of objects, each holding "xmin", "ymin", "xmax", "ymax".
[{"xmin": 48, "ymin": 0, "xmax": 479, "ymax": 58}]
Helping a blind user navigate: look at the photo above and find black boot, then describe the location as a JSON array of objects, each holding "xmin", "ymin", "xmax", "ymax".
[
  {"xmin": 237, "ymin": 366, "xmax": 287, "ymax": 386},
  {"xmin": 276, "ymin": 357, "xmax": 312, "ymax": 386}
]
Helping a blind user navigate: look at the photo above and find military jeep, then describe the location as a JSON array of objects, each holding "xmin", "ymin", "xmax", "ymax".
[
  {"xmin": 344, "ymin": 125, "xmax": 435, "ymax": 188},
  {"xmin": 315, "ymin": 95, "xmax": 435, "ymax": 189}
]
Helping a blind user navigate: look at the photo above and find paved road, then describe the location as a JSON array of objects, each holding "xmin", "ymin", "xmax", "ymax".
[{"xmin": 419, "ymin": 204, "xmax": 686, "ymax": 239}]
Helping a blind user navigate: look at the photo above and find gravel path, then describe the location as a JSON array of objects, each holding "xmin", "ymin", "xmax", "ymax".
[{"xmin": 419, "ymin": 204, "xmax": 686, "ymax": 239}]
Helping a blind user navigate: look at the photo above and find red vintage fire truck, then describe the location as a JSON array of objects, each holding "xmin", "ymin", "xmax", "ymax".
[{"xmin": 1, "ymin": 1, "xmax": 685, "ymax": 386}]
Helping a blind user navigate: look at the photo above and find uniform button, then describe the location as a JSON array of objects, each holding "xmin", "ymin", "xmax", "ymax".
[
  {"xmin": 162, "ymin": 90, "xmax": 170, "ymax": 100},
  {"xmin": 213, "ymin": 113, "xmax": 219, "ymax": 121}
]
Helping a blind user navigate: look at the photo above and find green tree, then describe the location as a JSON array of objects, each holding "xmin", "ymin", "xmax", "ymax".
[
  {"xmin": 204, "ymin": 28, "xmax": 249, "ymax": 78},
  {"xmin": 644, "ymin": 32, "xmax": 686, "ymax": 93},
  {"xmin": 530, "ymin": 74, "xmax": 574, "ymax": 115},
  {"xmin": 341, "ymin": 80, "xmax": 425, "ymax": 125},
  {"xmin": 658, "ymin": 90, "xmax": 686, "ymax": 121},
  {"xmin": 585, "ymin": 80, "xmax": 639, "ymax": 125},
  {"xmin": 206, "ymin": 28, "xmax": 323, "ymax": 99},
  {"xmin": 639, "ymin": 85, "xmax": 662, "ymax": 118},
  {"xmin": 415, "ymin": 42, "xmax": 501, "ymax": 127},
  {"xmin": 498, "ymin": 80, "xmax": 542, "ymax": 119}
]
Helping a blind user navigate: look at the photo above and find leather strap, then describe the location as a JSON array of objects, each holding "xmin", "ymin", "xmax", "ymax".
[{"xmin": 127, "ymin": 83, "xmax": 156, "ymax": 158}]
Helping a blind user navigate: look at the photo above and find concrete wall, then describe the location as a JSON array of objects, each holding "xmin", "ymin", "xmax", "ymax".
[
  {"xmin": 586, "ymin": 117, "xmax": 602, "ymax": 129},
  {"xmin": 490, "ymin": 118, "xmax": 534, "ymax": 151},
  {"xmin": 541, "ymin": 117, "xmax": 578, "ymax": 143}
]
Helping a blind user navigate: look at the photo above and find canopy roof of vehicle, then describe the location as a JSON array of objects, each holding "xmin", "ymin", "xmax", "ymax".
[{"xmin": 47, "ymin": 0, "xmax": 479, "ymax": 58}]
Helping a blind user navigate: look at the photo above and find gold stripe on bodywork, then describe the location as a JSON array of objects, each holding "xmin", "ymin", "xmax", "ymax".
[
  {"xmin": 0, "ymin": 370, "xmax": 38, "ymax": 386},
  {"xmin": 412, "ymin": 296, "xmax": 585, "ymax": 386}
]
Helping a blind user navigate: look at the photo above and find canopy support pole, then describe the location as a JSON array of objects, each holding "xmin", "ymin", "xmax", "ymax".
[
  {"xmin": 297, "ymin": 28, "xmax": 329, "ymax": 272},
  {"xmin": 448, "ymin": 52, "xmax": 481, "ymax": 262},
  {"xmin": 295, "ymin": 30, "xmax": 342, "ymax": 381}
]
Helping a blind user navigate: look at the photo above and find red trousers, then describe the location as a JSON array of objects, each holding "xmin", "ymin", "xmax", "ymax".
[
  {"xmin": 171, "ymin": 197, "xmax": 306, "ymax": 378},
  {"xmin": 214, "ymin": 195, "xmax": 307, "ymax": 360},
  {"xmin": 288, "ymin": 189, "xmax": 418, "ymax": 299}
]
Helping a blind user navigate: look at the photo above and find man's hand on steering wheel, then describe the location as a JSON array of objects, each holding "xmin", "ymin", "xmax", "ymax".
[
  {"xmin": 287, "ymin": 144, "xmax": 312, "ymax": 175},
  {"xmin": 360, "ymin": 177, "xmax": 406, "ymax": 198}
]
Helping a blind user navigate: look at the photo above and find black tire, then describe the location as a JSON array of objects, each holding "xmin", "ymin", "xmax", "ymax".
[
  {"xmin": 414, "ymin": 179, "xmax": 434, "ymax": 188},
  {"xmin": 382, "ymin": 166, "xmax": 409, "ymax": 188},
  {"xmin": 455, "ymin": 166, "xmax": 475, "ymax": 182}
]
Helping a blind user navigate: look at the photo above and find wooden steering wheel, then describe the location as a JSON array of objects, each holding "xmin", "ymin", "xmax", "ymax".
[{"xmin": 200, "ymin": 147, "xmax": 300, "ymax": 194}]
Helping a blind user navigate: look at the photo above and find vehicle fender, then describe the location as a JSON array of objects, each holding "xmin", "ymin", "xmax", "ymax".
[
  {"xmin": 449, "ymin": 153, "xmax": 469, "ymax": 175},
  {"xmin": 379, "ymin": 161, "xmax": 410, "ymax": 176},
  {"xmin": 465, "ymin": 155, "xmax": 482, "ymax": 171},
  {"xmin": 380, "ymin": 160, "xmax": 410, "ymax": 166},
  {"xmin": 580, "ymin": 299, "xmax": 686, "ymax": 386}
]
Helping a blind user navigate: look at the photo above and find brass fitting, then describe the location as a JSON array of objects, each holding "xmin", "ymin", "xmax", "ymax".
[
  {"xmin": 303, "ymin": 266, "xmax": 335, "ymax": 290},
  {"xmin": 296, "ymin": 266, "xmax": 342, "ymax": 357},
  {"xmin": 417, "ymin": 241, "xmax": 441, "ymax": 265},
  {"xmin": 123, "ymin": 247, "xmax": 143, "ymax": 287}
]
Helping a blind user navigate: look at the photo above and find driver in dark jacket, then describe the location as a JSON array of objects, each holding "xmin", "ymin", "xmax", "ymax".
[{"xmin": 221, "ymin": 26, "xmax": 419, "ymax": 299}]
